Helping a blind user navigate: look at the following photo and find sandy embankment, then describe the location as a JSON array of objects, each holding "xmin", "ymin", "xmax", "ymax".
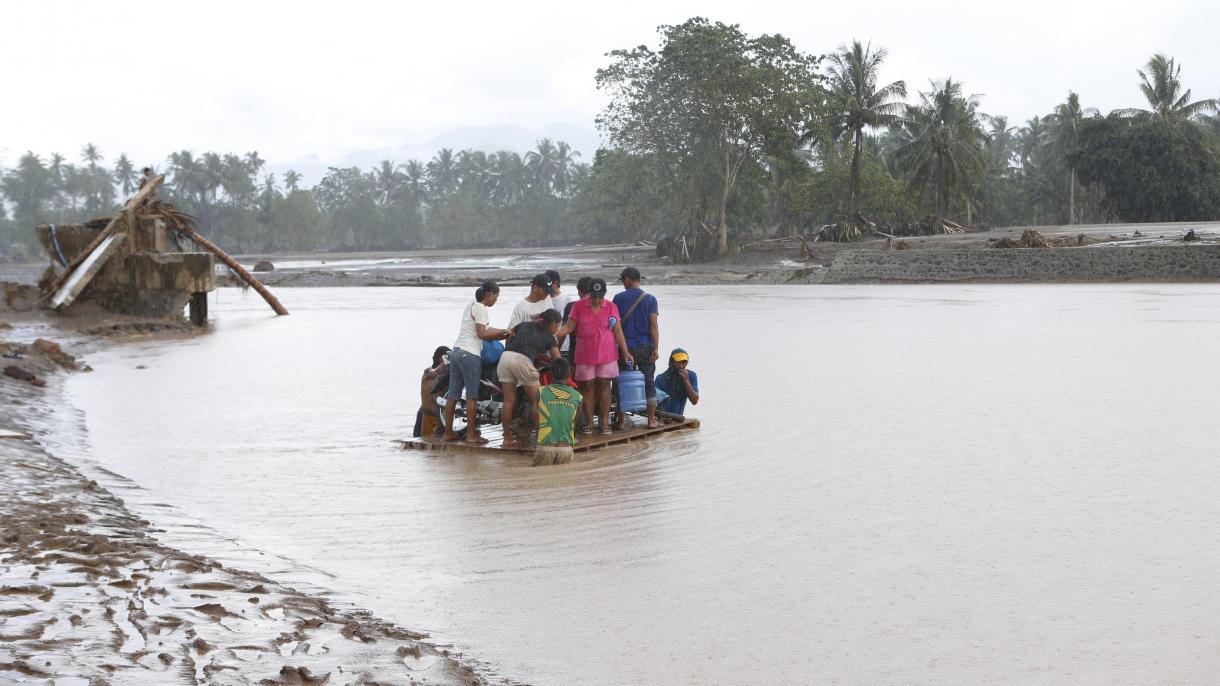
[
  {"xmin": 226, "ymin": 222, "xmax": 1220, "ymax": 288},
  {"xmin": 0, "ymin": 313, "xmax": 488, "ymax": 684}
]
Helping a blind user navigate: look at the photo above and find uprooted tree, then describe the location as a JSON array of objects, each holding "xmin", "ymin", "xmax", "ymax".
[{"xmin": 596, "ymin": 17, "xmax": 823, "ymax": 259}]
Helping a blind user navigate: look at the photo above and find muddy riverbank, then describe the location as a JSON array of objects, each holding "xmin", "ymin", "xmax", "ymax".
[{"xmin": 0, "ymin": 314, "xmax": 490, "ymax": 685}]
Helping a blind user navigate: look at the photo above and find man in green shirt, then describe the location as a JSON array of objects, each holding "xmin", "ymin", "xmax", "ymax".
[{"xmin": 534, "ymin": 358, "xmax": 583, "ymax": 466}]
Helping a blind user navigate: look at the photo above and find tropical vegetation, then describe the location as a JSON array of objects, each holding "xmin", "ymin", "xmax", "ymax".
[{"xmin": 3, "ymin": 26, "xmax": 1218, "ymax": 262}]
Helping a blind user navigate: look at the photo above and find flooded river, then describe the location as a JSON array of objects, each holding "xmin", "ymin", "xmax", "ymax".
[{"xmin": 59, "ymin": 285, "xmax": 1220, "ymax": 684}]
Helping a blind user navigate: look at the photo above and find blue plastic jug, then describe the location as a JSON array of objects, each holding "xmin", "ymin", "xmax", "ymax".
[{"xmin": 618, "ymin": 368, "xmax": 647, "ymax": 413}]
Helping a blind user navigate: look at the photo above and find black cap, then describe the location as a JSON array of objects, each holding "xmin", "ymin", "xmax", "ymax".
[
  {"xmin": 619, "ymin": 266, "xmax": 642, "ymax": 281},
  {"xmin": 589, "ymin": 278, "xmax": 607, "ymax": 295},
  {"xmin": 479, "ymin": 279, "xmax": 500, "ymax": 294},
  {"xmin": 530, "ymin": 273, "xmax": 552, "ymax": 289}
]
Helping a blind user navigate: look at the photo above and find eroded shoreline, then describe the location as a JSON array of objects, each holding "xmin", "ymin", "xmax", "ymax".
[{"xmin": 0, "ymin": 328, "xmax": 490, "ymax": 685}]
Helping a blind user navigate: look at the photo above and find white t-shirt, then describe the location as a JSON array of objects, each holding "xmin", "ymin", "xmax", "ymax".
[
  {"xmin": 454, "ymin": 301, "xmax": 490, "ymax": 355},
  {"xmin": 507, "ymin": 295, "xmax": 554, "ymax": 329}
]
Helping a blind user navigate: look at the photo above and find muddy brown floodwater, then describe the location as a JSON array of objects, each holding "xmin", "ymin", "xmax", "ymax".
[{"xmin": 53, "ymin": 284, "xmax": 1220, "ymax": 684}]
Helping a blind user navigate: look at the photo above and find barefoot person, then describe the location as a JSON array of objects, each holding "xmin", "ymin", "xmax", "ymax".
[
  {"xmin": 498, "ymin": 309, "xmax": 562, "ymax": 447},
  {"xmin": 534, "ymin": 357, "xmax": 582, "ymax": 466},
  {"xmin": 414, "ymin": 346, "xmax": 449, "ymax": 438},
  {"xmin": 613, "ymin": 266, "xmax": 661, "ymax": 428},
  {"xmin": 443, "ymin": 281, "xmax": 511, "ymax": 445},
  {"xmin": 557, "ymin": 278, "xmax": 632, "ymax": 435}
]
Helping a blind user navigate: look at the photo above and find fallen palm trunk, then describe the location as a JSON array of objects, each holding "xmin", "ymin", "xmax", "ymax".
[{"xmin": 170, "ymin": 225, "xmax": 288, "ymax": 316}]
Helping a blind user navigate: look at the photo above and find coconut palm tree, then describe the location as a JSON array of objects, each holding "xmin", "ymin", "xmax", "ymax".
[
  {"xmin": 525, "ymin": 138, "xmax": 559, "ymax": 191},
  {"xmin": 891, "ymin": 78, "xmax": 987, "ymax": 219},
  {"xmin": 1117, "ymin": 54, "xmax": 1218, "ymax": 124},
  {"xmin": 283, "ymin": 169, "xmax": 302, "ymax": 194},
  {"xmin": 113, "ymin": 154, "xmax": 138, "ymax": 197},
  {"xmin": 374, "ymin": 160, "xmax": 402, "ymax": 205},
  {"xmin": 1048, "ymin": 92, "xmax": 1099, "ymax": 224},
  {"xmin": 825, "ymin": 40, "xmax": 907, "ymax": 220}
]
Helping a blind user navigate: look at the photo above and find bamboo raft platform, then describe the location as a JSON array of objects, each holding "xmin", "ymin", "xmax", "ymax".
[{"xmin": 397, "ymin": 417, "xmax": 700, "ymax": 455}]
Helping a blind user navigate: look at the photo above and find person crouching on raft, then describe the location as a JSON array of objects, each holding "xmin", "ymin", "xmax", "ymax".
[
  {"xmin": 655, "ymin": 348, "xmax": 699, "ymax": 417},
  {"xmin": 444, "ymin": 280, "xmax": 511, "ymax": 445},
  {"xmin": 556, "ymin": 278, "xmax": 632, "ymax": 435},
  {"xmin": 534, "ymin": 357, "xmax": 583, "ymax": 466},
  {"xmin": 498, "ymin": 308, "xmax": 562, "ymax": 448}
]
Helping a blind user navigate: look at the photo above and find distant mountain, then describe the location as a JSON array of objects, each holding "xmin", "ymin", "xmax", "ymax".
[{"xmin": 272, "ymin": 122, "xmax": 602, "ymax": 186}]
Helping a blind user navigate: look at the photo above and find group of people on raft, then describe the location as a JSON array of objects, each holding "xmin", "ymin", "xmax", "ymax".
[{"xmin": 414, "ymin": 267, "xmax": 700, "ymax": 466}]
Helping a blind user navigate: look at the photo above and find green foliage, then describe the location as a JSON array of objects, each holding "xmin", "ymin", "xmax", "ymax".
[
  {"xmin": 1072, "ymin": 116, "xmax": 1220, "ymax": 222},
  {"xmin": 596, "ymin": 17, "xmax": 823, "ymax": 255}
]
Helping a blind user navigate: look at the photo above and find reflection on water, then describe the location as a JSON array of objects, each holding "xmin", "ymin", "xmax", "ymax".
[{"xmin": 64, "ymin": 284, "xmax": 1220, "ymax": 685}]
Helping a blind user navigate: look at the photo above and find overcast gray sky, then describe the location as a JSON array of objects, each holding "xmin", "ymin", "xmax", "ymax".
[{"xmin": 2, "ymin": 0, "xmax": 1217, "ymax": 179}]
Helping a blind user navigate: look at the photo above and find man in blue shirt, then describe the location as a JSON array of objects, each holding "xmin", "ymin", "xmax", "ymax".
[
  {"xmin": 613, "ymin": 266, "xmax": 660, "ymax": 428},
  {"xmin": 655, "ymin": 348, "xmax": 700, "ymax": 417}
]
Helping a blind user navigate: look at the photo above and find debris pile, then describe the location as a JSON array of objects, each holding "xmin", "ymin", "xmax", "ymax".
[{"xmin": 991, "ymin": 230, "xmax": 1098, "ymax": 249}]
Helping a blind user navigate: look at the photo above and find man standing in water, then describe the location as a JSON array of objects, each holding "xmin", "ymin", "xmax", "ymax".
[
  {"xmin": 507, "ymin": 274, "xmax": 555, "ymax": 328},
  {"xmin": 535, "ymin": 358, "xmax": 582, "ymax": 466},
  {"xmin": 444, "ymin": 281, "xmax": 512, "ymax": 445},
  {"xmin": 613, "ymin": 267, "xmax": 660, "ymax": 428}
]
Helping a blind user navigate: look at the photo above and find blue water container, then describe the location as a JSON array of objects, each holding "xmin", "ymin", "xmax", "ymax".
[{"xmin": 618, "ymin": 368, "xmax": 647, "ymax": 412}]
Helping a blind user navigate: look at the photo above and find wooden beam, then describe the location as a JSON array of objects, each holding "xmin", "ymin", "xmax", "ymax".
[
  {"xmin": 49, "ymin": 233, "xmax": 127, "ymax": 310},
  {"xmin": 172, "ymin": 226, "xmax": 289, "ymax": 316},
  {"xmin": 46, "ymin": 175, "xmax": 164, "ymax": 294}
]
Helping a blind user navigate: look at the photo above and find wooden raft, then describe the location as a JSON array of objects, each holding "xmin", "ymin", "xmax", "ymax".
[{"xmin": 398, "ymin": 417, "xmax": 700, "ymax": 455}]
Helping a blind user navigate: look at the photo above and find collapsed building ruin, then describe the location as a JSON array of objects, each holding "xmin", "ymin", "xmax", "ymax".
[{"xmin": 35, "ymin": 175, "xmax": 286, "ymax": 324}]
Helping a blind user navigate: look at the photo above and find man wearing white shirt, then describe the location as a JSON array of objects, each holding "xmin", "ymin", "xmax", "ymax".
[{"xmin": 507, "ymin": 273, "xmax": 555, "ymax": 328}]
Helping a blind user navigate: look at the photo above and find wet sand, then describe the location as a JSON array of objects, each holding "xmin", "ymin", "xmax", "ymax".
[{"xmin": 0, "ymin": 326, "xmax": 488, "ymax": 685}]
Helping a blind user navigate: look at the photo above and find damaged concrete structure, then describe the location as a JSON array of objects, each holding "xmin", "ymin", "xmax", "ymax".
[
  {"xmin": 35, "ymin": 174, "xmax": 287, "ymax": 324},
  {"xmin": 37, "ymin": 216, "xmax": 215, "ymax": 323}
]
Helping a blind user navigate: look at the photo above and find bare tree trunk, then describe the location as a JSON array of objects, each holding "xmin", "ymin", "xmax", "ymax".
[
  {"xmin": 848, "ymin": 130, "xmax": 863, "ymax": 220},
  {"xmin": 1069, "ymin": 167, "xmax": 1076, "ymax": 225}
]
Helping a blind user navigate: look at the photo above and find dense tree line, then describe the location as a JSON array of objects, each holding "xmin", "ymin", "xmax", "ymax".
[{"xmin": 3, "ymin": 18, "xmax": 1218, "ymax": 262}]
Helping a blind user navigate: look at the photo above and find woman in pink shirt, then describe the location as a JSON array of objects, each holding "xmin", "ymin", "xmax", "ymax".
[{"xmin": 556, "ymin": 278, "xmax": 633, "ymax": 435}]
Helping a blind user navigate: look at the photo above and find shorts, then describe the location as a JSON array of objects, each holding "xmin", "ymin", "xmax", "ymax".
[
  {"xmin": 421, "ymin": 411, "xmax": 442, "ymax": 437},
  {"xmin": 497, "ymin": 350, "xmax": 540, "ymax": 387},
  {"xmin": 445, "ymin": 347, "xmax": 482, "ymax": 401},
  {"xmin": 574, "ymin": 361, "xmax": 619, "ymax": 382},
  {"xmin": 533, "ymin": 444, "xmax": 574, "ymax": 467}
]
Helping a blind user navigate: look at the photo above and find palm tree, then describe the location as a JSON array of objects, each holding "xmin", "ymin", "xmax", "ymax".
[
  {"xmin": 1047, "ymin": 92, "xmax": 1099, "ymax": 224},
  {"xmin": 426, "ymin": 149, "xmax": 458, "ymax": 199},
  {"xmin": 113, "ymin": 154, "xmax": 138, "ymax": 197},
  {"xmin": 891, "ymin": 78, "xmax": 987, "ymax": 220},
  {"xmin": 244, "ymin": 151, "xmax": 265, "ymax": 176},
  {"xmin": 283, "ymin": 170, "xmax": 302, "ymax": 194},
  {"xmin": 824, "ymin": 40, "xmax": 907, "ymax": 220},
  {"xmin": 1117, "ymin": 54, "xmax": 1218, "ymax": 123},
  {"xmin": 374, "ymin": 160, "xmax": 402, "ymax": 204},
  {"xmin": 525, "ymin": 138, "xmax": 559, "ymax": 192},
  {"xmin": 552, "ymin": 141, "xmax": 581, "ymax": 196}
]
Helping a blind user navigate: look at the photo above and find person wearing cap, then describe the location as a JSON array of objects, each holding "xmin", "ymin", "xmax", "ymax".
[
  {"xmin": 613, "ymin": 266, "xmax": 661, "ymax": 428},
  {"xmin": 498, "ymin": 308, "xmax": 562, "ymax": 448},
  {"xmin": 414, "ymin": 345, "xmax": 450, "ymax": 438},
  {"xmin": 546, "ymin": 269, "xmax": 571, "ymax": 315},
  {"xmin": 556, "ymin": 278, "xmax": 633, "ymax": 435},
  {"xmin": 655, "ymin": 348, "xmax": 699, "ymax": 417},
  {"xmin": 443, "ymin": 280, "xmax": 512, "ymax": 445},
  {"xmin": 507, "ymin": 273, "xmax": 556, "ymax": 329}
]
